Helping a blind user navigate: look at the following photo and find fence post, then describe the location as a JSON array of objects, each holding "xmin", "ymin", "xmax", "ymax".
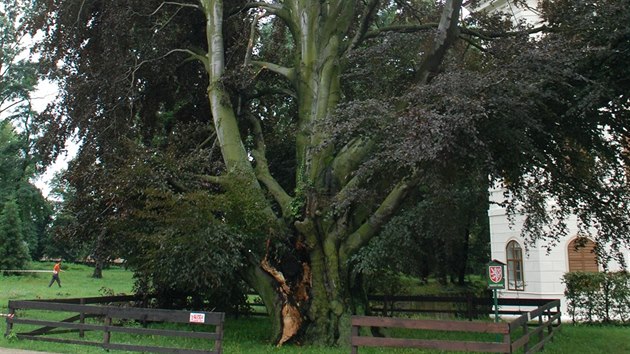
[
  {"xmin": 351, "ymin": 323, "xmax": 359, "ymax": 354},
  {"xmin": 546, "ymin": 306, "xmax": 553, "ymax": 342},
  {"xmin": 4, "ymin": 305, "xmax": 15, "ymax": 337},
  {"xmin": 503, "ymin": 331, "xmax": 511, "ymax": 354},
  {"xmin": 79, "ymin": 298, "xmax": 85, "ymax": 338},
  {"xmin": 467, "ymin": 293, "xmax": 473, "ymax": 321},
  {"xmin": 382, "ymin": 295, "xmax": 388, "ymax": 316},
  {"xmin": 522, "ymin": 318, "xmax": 529, "ymax": 353},
  {"xmin": 557, "ymin": 302, "xmax": 562, "ymax": 331},
  {"xmin": 214, "ymin": 314, "xmax": 224, "ymax": 354},
  {"xmin": 538, "ymin": 312, "xmax": 544, "ymax": 349},
  {"xmin": 103, "ymin": 313, "xmax": 112, "ymax": 349}
]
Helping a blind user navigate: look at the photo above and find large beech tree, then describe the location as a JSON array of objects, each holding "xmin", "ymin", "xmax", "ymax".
[{"xmin": 31, "ymin": 0, "xmax": 630, "ymax": 345}]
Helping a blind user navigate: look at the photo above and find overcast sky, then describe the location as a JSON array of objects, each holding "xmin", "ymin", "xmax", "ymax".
[{"xmin": 30, "ymin": 80, "xmax": 78, "ymax": 198}]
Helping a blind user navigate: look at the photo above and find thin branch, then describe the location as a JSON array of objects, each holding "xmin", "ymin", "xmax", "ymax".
[
  {"xmin": 0, "ymin": 99, "xmax": 28, "ymax": 115},
  {"xmin": 459, "ymin": 24, "xmax": 548, "ymax": 40},
  {"xmin": 249, "ymin": 115, "xmax": 293, "ymax": 216},
  {"xmin": 393, "ymin": 0, "xmax": 426, "ymax": 22},
  {"xmin": 197, "ymin": 174, "xmax": 230, "ymax": 185},
  {"xmin": 340, "ymin": 176, "xmax": 418, "ymax": 258},
  {"xmin": 458, "ymin": 34, "xmax": 487, "ymax": 52},
  {"xmin": 196, "ymin": 131, "xmax": 217, "ymax": 151},
  {"xmin": 347, "ymin": 0, "xmax": 381, "ymax": 53},
  {"xmin": 244, "ymin": 12, "xmax": 264, "ymax": 66},
  {"xmin": 126, "ymin": 48, "xmax": 208, "ymax": 85},
  {"xmin": 227, "ymin": 2, "xmax": 292, "ymax": 29},
  {"xmin": 363, "ymin": 23, "xmax": 439, "ymax": 40},
  {"xmin": 155, "ymin": 7, "xmax": 184, "ymax": 32},
  {"xmin": 144, "ymin": 1, "xmax": 199, "ymax": 16},
  {"xmin": 76, "ymin": 0, "xmax": 87, "ymax": 24},
  {"xmin": 249, "ymin": 60, "xmax": 295, "ymax": 81},
  {"xmin": 231, "ymin": 2, "xmax": 286, "ymax": 17},
  {"xmin": 245, "ymin": 87, "xmax": 297, "ymax": 100},
  {"xmin": 167, "ymin": 177, "xmax": 189, "ymax": 193}
]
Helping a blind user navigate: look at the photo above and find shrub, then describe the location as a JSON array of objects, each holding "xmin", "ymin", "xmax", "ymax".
[{"xmin": 563, "ymin": 271, "xmax": 630, "ymax": 323}]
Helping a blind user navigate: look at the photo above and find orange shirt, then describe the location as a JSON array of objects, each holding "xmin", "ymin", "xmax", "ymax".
[{"xmin": 53, "ymin": 263, "xmax": 61, "ymax": 274}]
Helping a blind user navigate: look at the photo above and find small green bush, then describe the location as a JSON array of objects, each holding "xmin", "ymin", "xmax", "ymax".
[{"xmin": 563, "ymin": 271, "xmax": 630, "ymax": 323}]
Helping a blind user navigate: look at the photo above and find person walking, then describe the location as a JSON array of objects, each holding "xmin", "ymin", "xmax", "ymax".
[{"xmin": 48, "ymin": 260, "xmax": 62, "ymax": 287}]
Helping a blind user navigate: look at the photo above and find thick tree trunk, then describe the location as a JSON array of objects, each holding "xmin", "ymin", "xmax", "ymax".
[
  {"xmin": 92, "ymin": 259, "xmax": 103, "ymax": 279},
  {"xmin": 197, "ymin": 0, "xmax": 459, "ymax": 346},
  {"xmin": 458, "ymin": 228, "xmax": 471, "ymax": 285},
  {"xmin": 242, "ymin": 257, "xmax": 285, "ymax": 342}
]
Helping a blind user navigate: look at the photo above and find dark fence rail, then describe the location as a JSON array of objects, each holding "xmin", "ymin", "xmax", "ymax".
[
  {"xmin": 5, "ymin": 297, "xmax": 224, "ymax": 354},
  {"xmin": 508, "ymin": 300, "xmax": 562, "ymax": 353},
  {"xmin": 351, "ymin": 299, "xmax": 561, "ymax": 354},
  {"xmin": 243, "ymin": 293, "xmax": 557, "ymax": 320},
  {"xmin": 367, "ymin": 294, "xmax": 558, "ymax": 320}
]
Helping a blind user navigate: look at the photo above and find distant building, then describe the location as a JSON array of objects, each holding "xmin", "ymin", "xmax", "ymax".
[
  {"xmin": 471, "ymin": 0, "xmax": 541, "ymax": 25},
  {"xmin": 488, "ymin": 187, "xmax": 629, "ymax": 316},
  {"xmin": 473, "ymin": 0, "xmax": 630, "ymax": 317}
]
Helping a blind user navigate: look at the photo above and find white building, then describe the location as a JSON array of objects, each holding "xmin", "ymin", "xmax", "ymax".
[
  {"xmin": 470, "ymin": 0, "xmax": 541, "ymax": 25},
  {"xmin": 488, "ymin": 187, "xmax": 629, "ymax": 315},
  {"xmin": 475, "ymin": 0, "xmax": 630, "ymax": 316}
]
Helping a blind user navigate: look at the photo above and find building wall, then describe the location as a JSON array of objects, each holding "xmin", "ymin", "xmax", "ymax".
[
  {"xmin": 488, "ymin": 187, "xmax": 629, "ymax": 316},
  {"xmin": 472, "ymin": 0, "xmax": 542, "ymax": 25}
]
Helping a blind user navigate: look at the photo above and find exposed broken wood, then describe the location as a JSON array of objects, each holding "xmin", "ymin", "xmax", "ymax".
[
  {"xmin": 278, "ymin": 302, "xmax": 302, "ymax": 346},
  {"xmin": 261, "ymin": 239, "xmax": 309, "ymax": 346}
]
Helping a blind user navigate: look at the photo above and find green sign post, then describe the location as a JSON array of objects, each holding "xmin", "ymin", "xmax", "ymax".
[{"xmin": 487, "ymin": 260, "xmax": 506, "ymax": 326}]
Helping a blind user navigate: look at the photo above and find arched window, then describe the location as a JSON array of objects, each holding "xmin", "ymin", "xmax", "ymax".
[
  {"xmin": 568, "ymin": 238, "xmax": 598, "ymax": 272},
  {"xmin": 506, "ymin": 241, "xmax": 524, "ymax": 291}
]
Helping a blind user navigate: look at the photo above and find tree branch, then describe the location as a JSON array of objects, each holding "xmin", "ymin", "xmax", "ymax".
[
  {"xmin": 196, "ymin": 174, "xmax": 230, "ymax": 185},
  {"xmin": 196, "ymin": 130, "xmax": 217, "ymax": 151},
  {"xmin": 363, "ymin": 23, "xmax": 439, "ymax": 40},
  {"xmin": 347, "ymin": 0, "xmax": 381, "ymax": 53},
  {"xmin": 458, "ymin": 34, "xmax": 487, "ymax": 52},
  {"xmin": 250, "ymin": 60, "xmax": 295, "ymax": 81},
  {"xmin": 416, "ymin": 0, "xmax": 463, "ymax": 84},
  {"xmin": 245, "ymin": 87, "xmax": 297, "ymax": 100},
  {"xmin": 331, "ymin": 138, "xmax": 374, "ymax": 188},
  {"xmin": 229, "ymin": 2, "xmax": 291, "ymax": 24},
  {"xmin": 234, "ymin": 2, "xmax": 284, "ymax": 14},
  {"xmin": 459, "ymin": 25, "xmax": 548, "ymax": 41},
  {"xmin": 249, "ymin": 115, "xmax": 294, "ymax": 217},
  {"xmin": 145, "ymin": 1, "xmax": 199, "ymax": 16},
  {"xmin": 340, "ymin": 177, "xmax": 418, "ymax": 259},
  {"xmin": 244, "ymin": 11, "xmax": 264, "ymax": 66}
]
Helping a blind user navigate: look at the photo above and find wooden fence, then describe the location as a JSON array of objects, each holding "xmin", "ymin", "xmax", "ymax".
[
  {"xmin": 368, "ymin": 294, "xmax": 558, "ymax": 319},
  {"xmin": 5, "ymin": 296, "xmax": 224, "ymax": 354},
  {"xmin": 351, "ymin": 299, "xmax": 561, "ymax": 353}
]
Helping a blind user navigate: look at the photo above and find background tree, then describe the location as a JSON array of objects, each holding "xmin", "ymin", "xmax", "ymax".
[
  {"xmin": 0, "ymin": 122, "xmax": 51, "ymax": 260},
  {"xmin": 0, "ymin": 198, "xmax": 30, "ymax": 271},
  {"xmin": 30, "ymin": 0, "xmax": 630, "ymax": 345},
  {"xmin": 1, "ymin": 0, "xmax": 53, "ymax": 261},
  {"xmin": 0, "ymin": 0, "xmax": 38, "ymax": 119},
  {"xmin": 43, "ymin": 172, "xmax": 88, "ymax": 261}
]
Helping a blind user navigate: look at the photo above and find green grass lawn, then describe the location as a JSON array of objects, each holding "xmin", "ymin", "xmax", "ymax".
[
  {"xmin": 1, "ymin": 262, "xmax": 629, "ymax": 353},
  {"xmin": 1, "ymin": 262, "xmax": 134, "ymax": 302}
]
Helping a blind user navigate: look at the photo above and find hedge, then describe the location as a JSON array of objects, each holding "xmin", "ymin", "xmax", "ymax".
[{"xmin": 563, "ymin": 271, "xmax": 630, "ymax": 323}]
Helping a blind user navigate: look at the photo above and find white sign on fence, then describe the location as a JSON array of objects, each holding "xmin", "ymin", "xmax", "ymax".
[{"xmin": 189, "ymin": 312, "xmax": 206, "ymax": 324}]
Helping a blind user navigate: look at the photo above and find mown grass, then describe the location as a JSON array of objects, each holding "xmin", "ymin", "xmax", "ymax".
[{"xmin": 1, "ymin": 262, "xmax": 629, "ymax": 353}]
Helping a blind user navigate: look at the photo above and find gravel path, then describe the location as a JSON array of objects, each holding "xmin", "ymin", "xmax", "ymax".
[{"xmin": 0, "ymin": 349, "xmax": 58, "ymax": 354}]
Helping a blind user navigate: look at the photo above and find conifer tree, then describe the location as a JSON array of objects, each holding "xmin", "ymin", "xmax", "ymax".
[{"xmin": 0, "ymin": 198, "xmax": 31, "ymax": 271}]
